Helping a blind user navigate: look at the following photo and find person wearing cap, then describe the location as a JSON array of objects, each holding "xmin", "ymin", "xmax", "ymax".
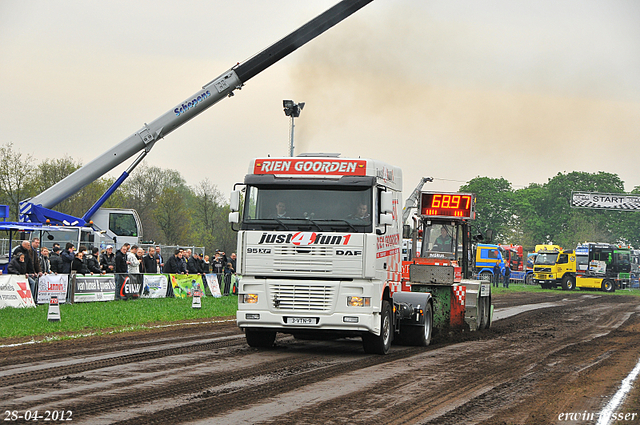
[
  {"xmin": 100, "ymin": 245, "xmax": 116, "ymax": 273},
  {"xmin": 49, "ymin": 245, "xmax": 63, "ymax": 273}
]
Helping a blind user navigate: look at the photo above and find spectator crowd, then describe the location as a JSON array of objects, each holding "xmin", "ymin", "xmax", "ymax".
[{"xmin": 8, "ymin": 238, "xmax": 237, "ymax": 301}]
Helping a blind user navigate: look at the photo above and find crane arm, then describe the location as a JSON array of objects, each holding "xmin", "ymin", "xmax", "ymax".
[
  {"xmin": 25, "ymin": 0, "xmax": 374, "ymax": 212},
  {"xmin": 402, "ymin": 177, "xmax": 433, "ymax": 223}
]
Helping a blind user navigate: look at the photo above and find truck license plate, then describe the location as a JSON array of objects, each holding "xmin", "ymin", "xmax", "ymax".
[{"xmin": 287, "ymin": 317, "xmax": 315, "ymax": 325}]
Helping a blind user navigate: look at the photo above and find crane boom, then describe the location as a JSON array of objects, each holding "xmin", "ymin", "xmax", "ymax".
[
  {"xmin": 402, "ymin": 177, "xmax": 433, "ymax": 223},
  {"xmin": 22, "ymin": 0, "xmax": 373, "ymax": 221}
]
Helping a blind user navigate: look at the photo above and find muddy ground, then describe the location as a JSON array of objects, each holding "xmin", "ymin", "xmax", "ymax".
[{"xmin": 1, "ymin": 290, "xmax": 640, "ymax": 424}]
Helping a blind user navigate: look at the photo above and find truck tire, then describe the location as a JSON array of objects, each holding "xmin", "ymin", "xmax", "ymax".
[
  {"xmin": 525, "ymin": 273, "xmax": 533, "ymax": 285},
  {"xmin": 399, "ymin": 302, "xmax": 433, "ymax": 347},
  {"xmin": 363, "ymin": 300, "xmax": 392, "ymax": 354},
  {"xmin": 561, "ymin": 275, "xmax": 576, "ymax": 291},
  {"xmin": 601, "ymin": 279, "xmax": 615, "ymax": 293},
  {"xmin": 245, "ymin": 328, "xmax": 276, "ymax": 348}
]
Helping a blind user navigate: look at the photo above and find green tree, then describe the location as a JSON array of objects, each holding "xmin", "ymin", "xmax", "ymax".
[
  {"xmin": 0, "ymin": 142, "xmax": 36, "ymax": 219},
  {"xmin": 459, "ymin": 177, "xmax": 514, "ymax": 243},
  {"xmin": 541, "ymin": 171, "xmax": 624, "ymax": 248},
  {"xmin": 154, "ymin": 187, "xmax": 191, "ymax": 245}
]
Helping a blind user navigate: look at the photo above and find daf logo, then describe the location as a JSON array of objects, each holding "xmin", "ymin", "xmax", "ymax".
[{"xmin": 336, "ymin": 249, "xmax": 362, "ymax": 256}]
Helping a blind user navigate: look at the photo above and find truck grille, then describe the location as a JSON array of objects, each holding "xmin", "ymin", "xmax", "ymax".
[
  {"xmin": 535, "ymin": 267, "xmax": 551, "ymax": 272},
  {"xmin": 269, "ymin": 283, "xmax": 335, "ymax": 311},
  {"xmin": 273, "ymin": 246, "xmax": 333, "ymax": 273}
]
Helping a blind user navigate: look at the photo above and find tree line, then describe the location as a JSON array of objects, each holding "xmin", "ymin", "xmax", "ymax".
[
  {"xmin": 2, "ymin": 142, "xmax": 638, "ymax": 254},
  {"xmin": 460, "ymin": 172, "xmax": 640, "ymax": 252},
  {"xmin": 0, "ymin": 143, "xmax": 237, "ymax": 254}
]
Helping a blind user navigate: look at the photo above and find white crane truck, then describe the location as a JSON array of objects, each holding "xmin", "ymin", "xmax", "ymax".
[{"xmin": 17, "ymin": 0, "xmax": 374, "ymax": 249}]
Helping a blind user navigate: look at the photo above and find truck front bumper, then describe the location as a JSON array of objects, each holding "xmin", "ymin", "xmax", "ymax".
[{"xmin": 237, "ymin": 310, "xmax": 379, "ymax": 335}]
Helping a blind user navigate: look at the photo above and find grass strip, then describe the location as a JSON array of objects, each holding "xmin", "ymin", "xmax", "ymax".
[{"xmin": 0, "ymin": 295, "xmax": 238, "ymax": 340}]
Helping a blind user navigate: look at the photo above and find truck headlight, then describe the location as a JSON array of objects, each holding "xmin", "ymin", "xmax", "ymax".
[
  {"xmin": 347, "ymin": 296, "xmax": 370, "ymax": 307},
  {"xmin": 242, "ymin": 294, "xmax": 258, "ymax": 304}
]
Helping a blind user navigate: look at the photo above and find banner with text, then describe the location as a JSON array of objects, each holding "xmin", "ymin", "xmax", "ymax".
[
  {"xmin": 37, "ymin": 274, "xmax": 69, "ymax": 304},
  {"xmin": 572, "ymin": 191, "xmax": 640, "ymax": 211},
  {"xmin": 74, "ymin": 275, "xmax": 116, "ymax": 303},
  {"xmin": 170, "ymin": 274, "xmax": 206, "ymax": 298},
  {"xmin": 141, "ymin": 274, "xmax": 169, "ymax": 298},
  {"xmin": 0, "ymin": 275, "xmax": 35, "ymax": 309},
  {"xmin": 115, "ymin": 274, "xmax": 144, "ymax": 300}
]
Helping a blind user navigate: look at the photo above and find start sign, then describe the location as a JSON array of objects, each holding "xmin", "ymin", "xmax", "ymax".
[{"xmin": 572, "ymin": 191, "xmax": 640, "ymax": 211}]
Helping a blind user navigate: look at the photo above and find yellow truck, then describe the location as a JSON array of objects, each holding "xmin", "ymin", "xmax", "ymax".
[{"xmin": 532, "ymin": 246, "xmax": 588, "ymax": 290}]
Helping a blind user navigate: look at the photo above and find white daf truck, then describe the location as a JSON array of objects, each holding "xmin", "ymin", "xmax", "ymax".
[{"xmin": 230, "ymin": 154, "xmax": 436, "ymax": 354}]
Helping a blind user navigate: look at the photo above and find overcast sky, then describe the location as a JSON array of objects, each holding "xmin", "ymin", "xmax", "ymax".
[{"xmin": 1, "ymin": 0, "xmax": 639, "ymax": 204}]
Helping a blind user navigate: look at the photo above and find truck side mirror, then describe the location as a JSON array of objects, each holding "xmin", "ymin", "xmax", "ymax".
[
  {"xmin": 229, "ymin": 212, "xmax": 240, "ymax": 224},
  {"xmin": 380, "ymin": 191, "xmax": 393, "ymax": 214},
  {"xmin": 230, "ymin": 190, "xmax": 241, "ymax": 212}
]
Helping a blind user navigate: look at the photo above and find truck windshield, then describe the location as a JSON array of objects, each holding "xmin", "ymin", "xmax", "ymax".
[
  {"xmin": 535, "ymin": 252, "xmax": 558, "ymax": 266},
  {"xmin": 241, "ymin": 185, "xmax": 372, "ymax": 232}
]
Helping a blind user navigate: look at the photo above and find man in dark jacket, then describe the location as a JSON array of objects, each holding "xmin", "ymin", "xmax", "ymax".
[
  {"xmin": 115, "ymin": 243, "xmax": 130, "ymax": 273},
  {"xmin": 164, "ymin": 249, "xmax": 184, "ymax": 274},
  {"xmin": 101, "ymin": 245, "xmax": 116, "ymax": 273},
  {"xmin": 60, "ymin": 243, "xmax": 75, "ymax": 274},
  {"xmin": 49, "ymin": 246, "xmax": 63, "ymax": 273},
  {"xmin": 13, "ymin": 240, "xmax": 41, "ymax": 276},
  {"xmin": 187, "ymin": 252, "xmax": 203, "ymax": 275},
  {"xmin": 143, "ymin": 247, "xmax": 158, "ymax": 274},
  {"xmin": 85, "ymin": 247, "xmax": 102, "ymax": 274}
]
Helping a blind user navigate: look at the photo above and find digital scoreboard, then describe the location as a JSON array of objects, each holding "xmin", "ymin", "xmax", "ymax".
[{"xmin": 419, "ymin": 192, "xmax": 475, "ymax": 219}]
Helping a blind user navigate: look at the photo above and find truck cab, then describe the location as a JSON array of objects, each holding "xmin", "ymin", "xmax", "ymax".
[
  {"xmin": 575, "ymin": 243, "xmax": 631, "ymax": 292},
  {"xmin": 474, "ymin": 244, "xmax": 507, "ymax": 281},
  {"xmin": 532, "ymin": 247, "xmax": 587, "ymax": 290},
  {"xmin": 231, "ymin": 154, "xmax": 406, "ymax": 354}
]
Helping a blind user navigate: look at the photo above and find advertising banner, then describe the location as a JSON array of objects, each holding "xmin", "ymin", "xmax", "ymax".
[
  {"xmin": 115, "ymin": 274, "xmax": 144, "ymax": 300},
  {"xmin": 141, "ymin": 274, "xmax": 169, "ymax": 298},
  {"xmin": 74, "ymin": 275, "xmax": 116, "ymax": 303},
  {"xmin": 0, "ymin": 275, "xmax": 35, "ymax": 309},
  {"xmin": 170, "ymin": 274, "xmax": 206, "ymax": 298},
  {"xmin": 204, "ymin": 274, "xmax": 222, "ymax": 298},
  {"xmin": 37, "ymin": 274, "xmax": 69, "ymax": 305}
]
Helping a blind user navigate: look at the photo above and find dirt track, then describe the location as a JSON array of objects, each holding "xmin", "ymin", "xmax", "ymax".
[{"xmin": 2, "ymin": 291, "xmax": 640, "ymax": 424}]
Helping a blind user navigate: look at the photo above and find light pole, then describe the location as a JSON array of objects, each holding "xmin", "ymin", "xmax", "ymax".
[{"xmin": 283, "ymin": 100, "xmax": 304, "ymax": 157}]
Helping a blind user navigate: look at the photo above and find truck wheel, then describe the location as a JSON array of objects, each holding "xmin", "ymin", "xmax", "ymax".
[
  {"xmin": 525, "ymin": 273, "xmax": 533, "ymax": 285},
  {"xmin": 561, "ymin": 275, "xmax": 576, "ymax": 291},
  {"xmin": 399, "ymin": 302, "xmax": 433, "ymax": 347},
  {"xmin": 363, "ymin": 300, "xmax": 392, "ymax": 354},
  {"xmin": 245, "ymin": 328, "xmax": 276, "ymax": 348},
  {"xmin": 601, "ymin": 279, "xmax": 615, "ymax": 293}
]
